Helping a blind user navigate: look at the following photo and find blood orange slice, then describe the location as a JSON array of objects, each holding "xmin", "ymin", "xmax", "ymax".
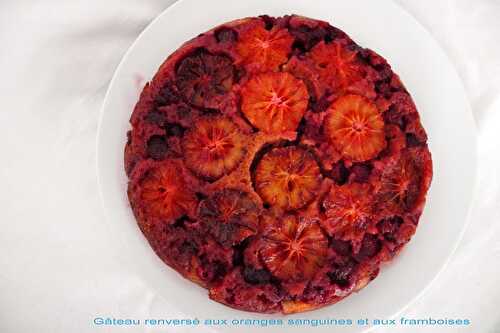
[
  {"xmin": 241, "ymin": 72, "xmax": 309, "ymax": 134},
  {"xmin": 310, "ymin": 41, "xmax": 364, "ymax": 91},
  {"xmin": 198, "ymin": 189, "xmax": 259, "ymax": 247},
  {"xmin": 377, "ymin": 148, "xmax": 432, "ymax": 213},
  {"xmin": 139, "ymin": 161, "xmax": 198, "ymax": 221},
  {"xmin": 254, "ymin": 146, "xmax": 322, "ymax": 211},
  {"xmin": 260, "ymin": 215, "xmax": 328, "ymax": 281},
  {"xmin": 176, "ymin": 49, "xmax": 234, "ymax": 108},
  {"xmin": 325, "ymin": 94, "xmax": 386, "ymax": 162},
  {"xmin": 236, "ymin": 24, "xmax": 293, "ymax": 71},
  {"xmin": 182, "ymin": 116, "xmax": 245, "ymax": 180},
  {"xmin": 322, "ymin": 183, "xmax": 374, "ymax": 239}
]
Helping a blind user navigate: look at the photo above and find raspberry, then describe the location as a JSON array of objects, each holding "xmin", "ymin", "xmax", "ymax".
[
  {"xmin": 209, "ymin": 268, "xmax": 283, "ymax": 313},
  {"xmin": 155, "ymin": 84, "xmax": 181, "ymax": 107},
  {"xmin": 236, "ymin": 24, "xmax": 293, "ymax": 71},
  {"xmin": 350, "ymin": 163, "xmax": 372, "ymax": 183},
  {"xmin": 260, "ymin": 215, "xmax": 328, "ymax": 281},
  {"xmin": 330, "ymin": 161, "xmax": 350, "ymax": 185},
  {"xmin": 182, "ymin": 116, "xmax": 245, "ymax": 180},
  {"xmin": 146, "ymin": 135, "xmax": 168, "ymax": 160},
  {"xmin": 327, "ymin": 260, "xmax": 356, "ymax": 288},
  {"xmin": 330, "ymin": 238, "xmax": 352, "ymax": 257},
  {"xmin": 241, "ymin": 72, "xmax": 309, "ymax": 134},
  {"xmin": 289, "ymin": 24, "xmax": 337, "ymax": 52},
  {"xmin": 176, "ymin": 49, "xmax": 234, "ymax": 108},
  {"xmin": 254, "ymin": 146, "xmax": 322, "ymax": 210},
  {"xmin": 353, "ymin": 234, "xmax": 382, "ymax": 262},
  {"xmin": 154, "ymin": 226, "xmax": 200, "ymax": 274},
  {"xmin": 243, "ymin": 266, "xmax": 272, "ymax": 285},
  {"xmin": 145, "ymin": 110, "xmax": 167, "ymax": 126},
  {"xmin": 324, "ymin": 94, "xmax": 386, "ymax": 162},
  {"xmin": 215, "ymin": 27, "xmax": 237, "ymax": 43},
  {"xmin": 138, "ymin": 161, "xmax": 198, "ymax": 222},
  {"xmin": 377, "ymin": 216, "xmax": 403, "ymax": 242},
  {"xmin": 198, "ymin": 189, "xmax": 259, "ymax": 247}
]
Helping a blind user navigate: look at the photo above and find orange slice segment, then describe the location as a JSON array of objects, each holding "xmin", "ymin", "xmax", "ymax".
[
  {"xmin": 176, "ymin": 50, "xmax": 234, "ymax": 108},
  {"xmin": 254, "ymin": 146, "xmax": 321, "ymax": 210},
  {"xmin": 322, "ymin": 183, "xmax": 374, "ymax": 239},
  {"xmin": 260, "ymin": 215, "xmax": 328, "ymax": 281},
  {"xmin": 378, "ymin": 148, "xmax": 431, "ymax": 212},
  {"xmin": 241, "ymin": 72, "xmax": 309, "ymax": 134},
  {"xmin": 236, "ymin": 24, "xmax": 293, "ymax": 70},
  {"xmin": 310, "ymin": 41, "xmax": 364, "ymax": 91},
  {"xmin": 325, "ymin": 94, "xmax": 386, "ymax": 162},
  {"xmin": 182, "ymin": 116, "xmax": 245, "ymax": 180},
  {"xmin": 198, "ymin": 189, "xmax": 259, "ymax": 247},
  {"xmin": 140, "ymin": 161, "xmax": 198, "ymax": 221}
]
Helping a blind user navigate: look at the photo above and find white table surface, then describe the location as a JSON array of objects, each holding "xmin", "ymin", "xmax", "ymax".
[{"xmin": 1, "ymin": 1, "xmax": 499, "ymax": 332}]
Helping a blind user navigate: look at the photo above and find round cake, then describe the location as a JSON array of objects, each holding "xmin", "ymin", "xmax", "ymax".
[{"xmin": 124, "ymin": 15, "xmax": 433, "ymax": 314}]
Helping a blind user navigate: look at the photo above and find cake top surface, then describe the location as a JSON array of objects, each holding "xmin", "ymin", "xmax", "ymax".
[{"xmin": 124, "ymin": 14, "xmax": 433, "ymax": 314}]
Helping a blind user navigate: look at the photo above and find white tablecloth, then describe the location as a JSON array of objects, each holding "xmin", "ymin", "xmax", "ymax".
[{"xmin": 1, "ymin": 1, "xmax": 499, "ymax": 332}]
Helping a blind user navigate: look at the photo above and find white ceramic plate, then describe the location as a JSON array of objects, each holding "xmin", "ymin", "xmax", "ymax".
[{"xmin": 97, "ymin": 0, "xmax": 477, "ymax": 332}]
